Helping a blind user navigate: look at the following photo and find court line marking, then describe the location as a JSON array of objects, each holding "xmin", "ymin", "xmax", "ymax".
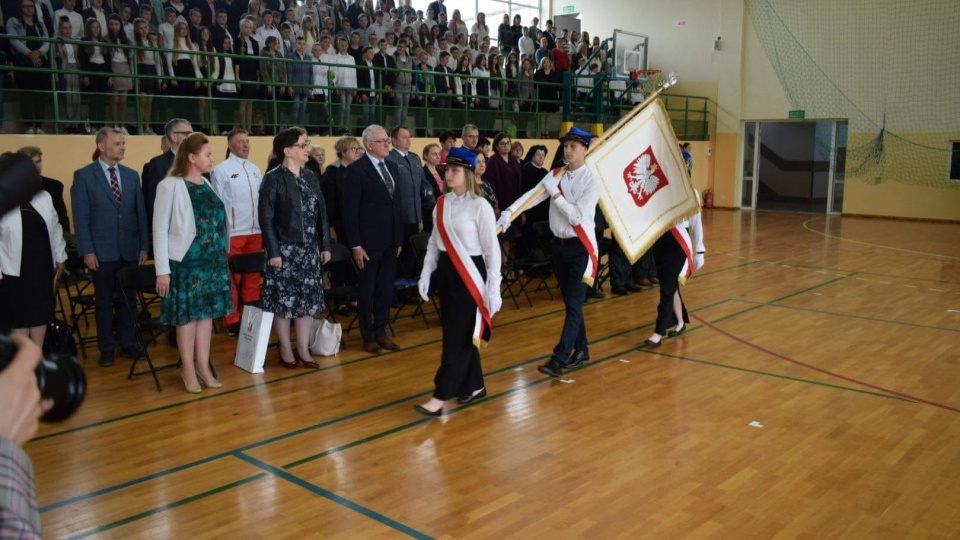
[
  {"xmin": 234, "ymin": 452, "xmax": 434, "ymax": 540},
  {"xmin": 802, "ymin": 218, "xmax": 960, "ymax": 261},
  {"xmin": 61, "ymin": 473, "xmax": 268, "ymax": 540},
  {"xmin": 34, "ymin": 260, "xmax": 760, "ymax": 443},
  {"xmin": 730, "ymin": 299, "xmax": 960, "ymax": 334},
  {"xmin": 691, "ymin": 313, "xmax": 960, "ymax": 414}
]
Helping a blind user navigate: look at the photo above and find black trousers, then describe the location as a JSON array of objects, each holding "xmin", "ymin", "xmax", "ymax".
[
  {"xmin": 356, "ymin": 247, "xmax": 397, "ymax": 341},
  {"xmin": 651, "ymin": 232, "xmax": 689, "ymax": 335},
  {"xmin": 92, "ymin": 258, "xmax": 138, "ymax": 353},
  {"xmin": 550, "ymin": 239, "xmax": 589, "ymax": 360},
  {"xmin": 433, "ymin": 253, "xmax": 485, "ymax": 400}
]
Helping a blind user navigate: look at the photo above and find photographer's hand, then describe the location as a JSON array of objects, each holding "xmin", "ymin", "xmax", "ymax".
[{"xmin": 0, "ymin": 336, "xmax": 52, "ymax": 445}]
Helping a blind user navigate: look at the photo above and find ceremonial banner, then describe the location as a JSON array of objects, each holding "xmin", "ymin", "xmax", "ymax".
[{"xmin": 587, "ymin": 99, "xmax": 700, "ymax": 263}]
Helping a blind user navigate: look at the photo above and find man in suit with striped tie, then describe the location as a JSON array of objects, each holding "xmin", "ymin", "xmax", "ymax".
[
  {"xmin": 344, "ymin": 125, "xmax": 404, "ymax": 354},
  {"xmin": 71, "ymin": 127, "xmax": 150, "ymax": 367}
]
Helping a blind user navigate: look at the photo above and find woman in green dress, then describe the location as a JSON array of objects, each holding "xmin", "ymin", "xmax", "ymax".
[{"xmin": 153, "ymin": 132, "xmax": 232, "ymax": 393}]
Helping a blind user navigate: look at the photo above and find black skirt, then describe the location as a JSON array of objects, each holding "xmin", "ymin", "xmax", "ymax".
[
  {"xmin": 172, "ymin": 59, "xmax": 198, "ymax": 96},
  {"xmin": 0, "ymin": 205, "xmax": 54, "ymax": 330},
  {"xmin": 139, "ymin": 63, "xmax": 159, "ymax": 94}
]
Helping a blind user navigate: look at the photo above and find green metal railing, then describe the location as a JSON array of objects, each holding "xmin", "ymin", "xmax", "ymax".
[{"xmin": 0, "ymin": 33, "xmax": 710, "ymax": 139}]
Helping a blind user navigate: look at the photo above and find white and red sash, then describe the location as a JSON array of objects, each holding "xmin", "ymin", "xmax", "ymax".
[
  {"xmin": 555, "ymin": 167, "xmax": 599, "ymax": 286},
  {"xmin": 670, "ymin": 225, "xmax": 694, "ymax": 285},
  {"xmin": 436, "ymin": 194, "xmax": 493, "ymax": 348}
]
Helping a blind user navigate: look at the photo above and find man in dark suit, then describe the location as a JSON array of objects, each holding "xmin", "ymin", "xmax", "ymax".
[
  {"xmin": 372, "ymin": 39, "xmax": 396, "ymax": 125},
  {"xmin": 355, "ymin": 47, "xmax": 378, "ymax": 129},
  {"xmin": 385, "ymin": 125, "xmax": 426, "ymax": 277},
  {"xmin": 71, "ymin": 127, "xmax": 149, "ymax": 367},
  {"xmin": 426, "ymin": 0, "xmax": 445, "ymax": 21},
  {"xmin": 142, "ymin": 118, "xmax": 192, "ymax": 229},
  {"xmin": 80, "ymin": 0, "xmax": 111, "ymax": 32},
  {"xmin": 344, "ymin": 124, "xmax": 404, "ymax": 354}
]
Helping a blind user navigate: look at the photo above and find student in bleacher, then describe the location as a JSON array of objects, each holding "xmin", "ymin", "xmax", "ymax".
[
  {"xmin": 195, "ymin": 25, "xmax": 215, "ymax": 131},
  {"xmin": 210, "ymin": 34, "xmax": 238, "ymax": 131},
  {"xmin": 105, "ymin": 14, "xmax": 132, "ymax": 133},
  {"xmin": 8, "ymin": 0, "xmax": 51, "ymax": 133},
  {"xmin": 132, "ymin": 19, "xmax": 163, "ymax": 135},
  {"xmin": 234, "ymin": 18, "xmax": 261, "ymax": 132},
  {"xmin": 54, "ymin": 16, "xmax": 83, "ymax": 132},
  {"xmin": 79, "ymin": 17, "xmax": 110, "ymax": 130}
]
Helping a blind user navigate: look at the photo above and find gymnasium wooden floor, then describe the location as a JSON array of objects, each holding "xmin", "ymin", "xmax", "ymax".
[{"xmin": 28, "ymin": 210, "xmax": 960, "ymax": 539}]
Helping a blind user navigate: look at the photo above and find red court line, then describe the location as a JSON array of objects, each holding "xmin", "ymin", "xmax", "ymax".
[{"xmin": 691, "ymin": 314, "xmax": 960, "ymax": 414}]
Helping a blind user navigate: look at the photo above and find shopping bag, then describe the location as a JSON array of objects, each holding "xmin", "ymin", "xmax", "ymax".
[
  {"xmin": 308, "ymin": 318, "xmax": 342, "ymax": 357},
  {"xmin": 234, "ymin": 305, "xmax": 274, "ymax": 373}
]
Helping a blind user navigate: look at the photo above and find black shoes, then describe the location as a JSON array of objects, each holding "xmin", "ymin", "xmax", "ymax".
[
  {"xmin": 457, "ymin": 388, "xmax": 488, "ymax": 405},
  {"xmin": 538, "ymin": 358, "xmax": 564, "ymax": 378},
  {"xmin": 98, "ymin": 351, "xmax": 115, "ymax": 367},
  {"xmin": 226, "ymin": 323, "xmax": 241, "ymax": 337},
  {"xmin": 644, "ymin": 338, "xmax": 662, "ymax": 348},
  {"xmin": 625, "ymin": 283, "xmax": 643, "ymax": 293},
  {"xmin": 585, "ymin": 288, "xmax": 605, "ymax": 299},
  {"xmin": 119, "ymin": 345, "xmax": 141, "ymax": 359},
  {"xmin": 611, "ymin": 286, "xmax": 630, "ymax": 296},
  {"xmin": 414, "ymin": 404, "xmax": 443, "ymax": 417},
  {"xmin": 564, "ymin": 350, "xmax": 589, "ymax": 369},
  {"xmin": 667, "ymin": 325, "xmax": 687, "ymax": 337}
]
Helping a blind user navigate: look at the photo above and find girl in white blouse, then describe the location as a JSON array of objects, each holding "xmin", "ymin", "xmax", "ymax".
[{"xmin": 415, "ymin": 147, "xmax": 502, "ymax": 417}]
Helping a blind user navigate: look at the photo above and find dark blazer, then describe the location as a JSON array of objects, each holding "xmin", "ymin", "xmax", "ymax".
[
  {"xmin": 320, "ymin": 163, "xmax": 343, "ymax": 233},
  {"xmin": 385, "ymin": 148, "xmax": 424, "ymax": 225},
  {"xmin": 258, "ymin": 166, "xmax": 331, "ymax": 260},
  {"xmin": 426, "ymin": 0, "xmax": 445, "ymax": 21},
  {"xmin": 142, "ymin": 149, "xmax": 175, "ymax": 228},
  {"xmin": 343, "ymin": 155, "xmax": 403, "ymax": 251},
  {"xmin": 42, "ymin": 176, "xmax": 70, "ymax": 234},
  {"xmin": 71, "ymin": 161, "xmax": 149, "ymax": 262},
  {"xmin": 355, "ymin": 58, "xmax": 376, "ymax": 95},
  {"xmin": 372, "ymin": 51, "xmax": 396, "ymax": 88},
  {"xmin": 433, "ymin": 63, "xmax": 453, "ymax": 94}
]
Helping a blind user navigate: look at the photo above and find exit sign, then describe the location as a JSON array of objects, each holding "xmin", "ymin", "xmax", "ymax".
[
  {"xmin": 562, "ymin": 5, "xmax": 575, "ymax": 13},
  {"xmin": 788, "ymin": 110, "xmax": 805, "ymax": 119}
]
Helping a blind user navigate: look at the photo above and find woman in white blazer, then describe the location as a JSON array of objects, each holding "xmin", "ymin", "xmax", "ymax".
[
  {"xmin": 0, "ymin": 154, "xmax": 67, "ymax": 345},
  {"xmin": 153, "ymin": 133, "xmax": 232, "ymax": 393}
]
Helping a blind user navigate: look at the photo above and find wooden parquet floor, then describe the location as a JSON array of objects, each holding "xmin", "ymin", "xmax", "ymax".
[{"xmin": 28, "ymin": 210, "xmax": 960, "ymax": 539}]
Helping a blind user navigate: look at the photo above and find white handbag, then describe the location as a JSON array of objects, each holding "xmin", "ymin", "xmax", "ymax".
[{"xmin": 309, "ymin": 318, "xmax": 342, "ymax": 356}]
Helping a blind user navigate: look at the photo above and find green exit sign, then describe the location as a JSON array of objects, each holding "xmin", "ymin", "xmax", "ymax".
[
  {"xmin": 562, "ymin": 5, "xmax": 575, "ymax": 13},
  {"xmin": 788, "ymin": 110, "xmax": 805, "ymax": 119}
]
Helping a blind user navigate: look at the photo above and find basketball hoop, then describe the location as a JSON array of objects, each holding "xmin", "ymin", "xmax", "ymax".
[{"xmin": 630, "ymin": 69, "xmax": 661, "ymax": 80}]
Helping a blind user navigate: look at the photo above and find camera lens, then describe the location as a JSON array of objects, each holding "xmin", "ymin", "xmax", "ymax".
[
  {"xmin": 36, "ymin": 354, "xmax": 87, "ymax": 422},
  {"xmin": 0, "ymin": 334, "xmax": 86, "ymax": 422}
]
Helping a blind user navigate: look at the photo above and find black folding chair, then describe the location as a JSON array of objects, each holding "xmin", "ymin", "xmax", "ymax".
[
  {"xmin": 118, "ymin": 264, "xmax": 177, "ymax": 392},
  {"xmin": 323, "ymin": 244, "xmax": 358, "ymax": 347},
  {"xmin": 60, "ymin": 254, "xmax": 98, "ymax": 358},
  {"xmin": 394, "ymin": 232, "xmax": 440, "ymax": 327},
  {"xmin": 228, "ymin": 251, "xmax": 266, "ymax": 312}
]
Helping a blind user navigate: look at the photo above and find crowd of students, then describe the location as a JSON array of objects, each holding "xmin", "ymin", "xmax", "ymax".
[{"xmin": 0, "ymin": 0, "xmax": 633, "ymax": 135}]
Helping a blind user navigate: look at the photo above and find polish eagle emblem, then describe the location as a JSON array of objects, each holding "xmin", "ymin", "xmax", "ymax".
[{"xmin": 622, "ymin": 146, "xmax": 668, "ymax": 207}]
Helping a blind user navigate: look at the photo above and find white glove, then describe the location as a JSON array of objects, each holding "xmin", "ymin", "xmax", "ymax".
[
  {"xmin": 542, "ymin": 176, "xmax": 561, "ymax": 197},
  {"xmin": 694, "ymin": 253, "xmax": 705, "ymax": 271},
  {"xmin": 418, "ymin": 275, "xmax": 431, "ymax": 301},
  {"xmin": 495, "ymin": 210, "xmax": 512, "ymax": 232},
  {"xmin": 484, "ymin": 289, "xmax": 503, "ymax": 317}
]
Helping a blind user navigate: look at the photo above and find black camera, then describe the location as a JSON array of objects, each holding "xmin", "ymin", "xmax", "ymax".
[{"xmin": 0, "ymin": 334, "xmax": 86, "ymax": 422}]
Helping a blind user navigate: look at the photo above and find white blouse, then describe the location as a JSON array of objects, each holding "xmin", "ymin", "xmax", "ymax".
[{"xmin": 421, "ymin": 191, "xmax": 502, "ymax": 293}]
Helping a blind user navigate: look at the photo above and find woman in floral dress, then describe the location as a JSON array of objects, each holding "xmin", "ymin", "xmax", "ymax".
[{"xmin": 259, "ymin": 127, "xmax": 333, "ymax": 369}]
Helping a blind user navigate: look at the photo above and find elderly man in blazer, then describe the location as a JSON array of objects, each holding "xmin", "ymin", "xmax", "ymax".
[
  {"xmin": 344, "ymin": 124, "xmax": 404, "ymax": 354},
  {"xmin": 385, "ymin": 125, "xmax": 427, "ymax": 277},
  {"xmin": 142, "ymin": 118, "xmax": 192, "ymax": 228},
  {"xmin": 71, "ymin": 127, "xmax": 149, "ymax": 367}
]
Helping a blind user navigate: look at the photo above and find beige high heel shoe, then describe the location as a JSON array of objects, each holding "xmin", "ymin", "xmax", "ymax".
[
  {"xmin": 198, "ymin": 375, "xmax": 223, "ymax": 389},
  {"xmin": 181, "ymin": 371, "xmax": 202, "ymax": 394}
]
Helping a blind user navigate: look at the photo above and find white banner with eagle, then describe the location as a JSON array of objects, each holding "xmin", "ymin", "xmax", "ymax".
[{"xmin": 587, "ymin": 98, "xmax": 700, "ymax": 264}]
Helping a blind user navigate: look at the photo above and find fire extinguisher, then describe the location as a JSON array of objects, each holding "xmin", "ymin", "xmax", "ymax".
[{"xmin": 703, "ymin": 189, "xmax": 714, "ymax": 209}]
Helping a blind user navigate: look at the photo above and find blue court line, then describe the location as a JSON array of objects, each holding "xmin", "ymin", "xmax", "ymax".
[{"xmin": 234, "ymin": 452, "xmax": 435, "ymax": 540}]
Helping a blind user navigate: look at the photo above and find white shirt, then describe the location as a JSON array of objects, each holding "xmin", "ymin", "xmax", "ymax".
[
  {"xmin": 255, "ymin": 25, "xmax": 282, "ymax": 48},
  {"xmin": 61, "ymin": 41, "xmax": 78, "ymax": 64},
  {"xmin": 505, "ymin": 164, "xmax": 600, "ymax": 243},
  {"xmin": 421, "ymin": 190, "xmax": 501, "ymax": 295},
  {"xmin": 470, "ymin": 23, "xmax": 488, "ymax": 43},
  {"xmin": 368, "ymin": 21, "xmax": 388, "ymax": 41},
  {"xmin": 211, "ymin": 154, "xmax": 264, "ymax": 236},
  {"xmin": 333, "ymin": 52, "xmax": 357, "ymax": 88},
  {"xmin": 517, "ymin": 36, "xmax": 534, "ymax": 58},
  {"xmin": 159, "ymin": 22, "xmax": 176, "ymax": 49},
  {"xmin": 53, "ymin": 8, "xmax": 84, "ymax": 38}
]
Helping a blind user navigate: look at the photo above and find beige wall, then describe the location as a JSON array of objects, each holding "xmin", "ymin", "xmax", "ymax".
[{"xmin": 549, "ymin": 0, "xmax": 960, "ymax": 220}]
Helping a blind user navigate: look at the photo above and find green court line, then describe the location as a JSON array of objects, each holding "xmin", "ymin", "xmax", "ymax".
[
  {"xmin": 62, "ymin": 473, "xmax": 267, "ymax": 540},
  {"xmin": 638, "ymin": 350, "xmax": 912, "ymax": 402},
  {"xmin": 33, "ymin": 293, "xmax": 622, "ymax": 443},
  {"xmin": 730, "ymin": 299, "xmax": 960, "ymax": 333},
  {"xmin": 234, "ymin": 453, "xmax": 435, "ymax": 540}
]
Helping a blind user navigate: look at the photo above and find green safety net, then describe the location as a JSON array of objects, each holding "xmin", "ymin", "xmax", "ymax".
[{"xmin": 746, "ymin": 0, "xmax": 960, "ymax": 188}]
